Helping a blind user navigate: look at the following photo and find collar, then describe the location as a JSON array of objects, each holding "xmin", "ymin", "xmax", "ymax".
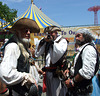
[
  {"xmin": 78, "ymin": 43, "xmax": 90, "ymax": 52},
  {"xmin": 54, "ymin": 34, "xmax": 62, "ymax": 42}
]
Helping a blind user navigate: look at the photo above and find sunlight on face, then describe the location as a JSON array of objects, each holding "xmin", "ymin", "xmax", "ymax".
[{"xmin": 17, "ymin": 28, "xmax": 32, "ymax": 44}]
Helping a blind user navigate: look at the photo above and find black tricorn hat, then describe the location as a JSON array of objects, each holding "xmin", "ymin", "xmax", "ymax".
[{"xmin": 5, "ymin": 18, "xmax": 40, "ymax": 33}]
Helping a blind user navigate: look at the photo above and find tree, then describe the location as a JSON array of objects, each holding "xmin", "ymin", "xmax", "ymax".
[{"xmin": 0, "ymin": 1, "xmax": 17, "ymax": 28}]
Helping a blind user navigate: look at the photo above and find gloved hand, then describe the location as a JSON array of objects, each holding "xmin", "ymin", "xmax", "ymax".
[{"xmin": 21, "ymin": 72, "xmax": 36, "ymax": 89}]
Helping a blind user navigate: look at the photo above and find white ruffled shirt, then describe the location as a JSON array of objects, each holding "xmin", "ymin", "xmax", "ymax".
[
  {"xmin": 35, "ymin": 35, "xmax": 68, "ymax": 67},
  {"xmin": 0, "ymin": 43, "xmax": 24, "ymax": 85},
  {"xmin": 73, "ymin": 43, "xmax": 97, "ymax": 79},
  {"xmin": 0, "ymin": 42, "xmax": 39, "ymax": 86}
]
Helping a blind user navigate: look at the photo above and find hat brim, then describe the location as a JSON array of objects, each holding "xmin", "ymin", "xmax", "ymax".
[
  {"xmin": 44, "ymin": 25, "xmax": 61, "ymax": 33},
  {"xmin": 5, "ymin": 18, "xmax": 40, "ymax": 33}
]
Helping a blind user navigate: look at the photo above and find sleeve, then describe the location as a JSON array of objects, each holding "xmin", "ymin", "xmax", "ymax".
[
  {"xmin": 79, "ymin": 45, "xmax": 97, "ymax": 79},
  {"xmin": 35, "ymin": 39, "xmax": 46, "ymax": 57},
  {"xmin": 51, "ymin": 38, "xmax": 68, "ymax": 64},
  {"xmin": 0, "ymin": 43, "xmax": 24, "ymax": 85},
  {"xmin": 30, "ymin": 66, "xmax": 39, "ymax": 84}
]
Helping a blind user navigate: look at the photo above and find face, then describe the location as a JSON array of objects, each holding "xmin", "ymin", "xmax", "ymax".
[
  {"xmin": 75, "ymin": 33, "xmax": 85, "ymax": 46},
  {"xmin": 20, "ymin": 28, "xmax": 32, "ymax": 39},
  {"xmin": 17, "ymin": 28, "xmax": 32, "ymax": 44},
  {"xmin": 48, "ymin": 31, "xmax": 57, "ymax": 40}
]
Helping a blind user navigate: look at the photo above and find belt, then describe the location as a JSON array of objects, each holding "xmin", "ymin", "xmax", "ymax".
[
  {"xmin": 45, "ymin": 67, "xmax": 57, "ymax": 72},
  {"xmin": 78, "ymin": 84, "xmax": 93, "ymax": 94},
  {"xmin": 68, "ymin": 84, "xmax": 93, "ymax": 95}
]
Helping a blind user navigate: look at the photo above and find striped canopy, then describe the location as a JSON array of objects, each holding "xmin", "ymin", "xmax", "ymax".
[
  {"xmin": 0, "ymin": 19, "xmax": 6, "ymax": 28},
  {"xmin": 3, "ymin": 2, "xmax": 60, "ymax": 29}
]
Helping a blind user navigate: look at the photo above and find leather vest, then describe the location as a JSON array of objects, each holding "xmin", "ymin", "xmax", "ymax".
[
  {"xmin": 45, "ymin": 37, "xmax": 68, "ymax": 70},
  {"xmin": 74, "ymin": 43, "xmax": 99, "ymax": 88},
  {"xmin": 17, "ymin": 50, "xmax": 30, "ymax": 73},
  {"xmin": 4, "ymin": 35, "xmax": 30, "ymax": 95},
  {"xmin": 4, "ymin": 35, "xmax": 30, "ymax": 73}
]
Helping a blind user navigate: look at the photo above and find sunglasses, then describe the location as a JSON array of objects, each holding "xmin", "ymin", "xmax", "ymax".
[{"xmin": 25, "ymin": 29, "xmax": 32, "ymax": 33}]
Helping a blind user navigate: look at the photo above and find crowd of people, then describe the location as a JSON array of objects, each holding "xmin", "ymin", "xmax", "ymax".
[{"xmin": 0, "ymin": 18, "xmax": 99, "ymax": 96}]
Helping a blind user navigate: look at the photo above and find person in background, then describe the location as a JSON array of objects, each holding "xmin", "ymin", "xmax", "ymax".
[
  {"xmin": 0, "ymin": 18, "xmax": 40, "ymax": 96},
  {"xmin": 65, "ymin": 28, "xmax": 99, "ymax": 96},
  {"xmin": 4, "ymin": 38, "xmax": 9, "ymax": 44},
  {"xmin": 29, "ymin": 44, "xmax": 35, "ymax": 58},
  {"xmin": 35, "ymin": 25, "xmax": 68, "ymax": 96},
  {"xmin": 28, "ymin": 43, "xmax": 44, "ymax": 96},
  {"xmin": 28, "ymin": 43, "xmax": 44, "ymax": 82},
  {"xmin": 91, "ymin": 68, "xmax": 100, "ymax": 96},
  {"xmin": 28, "ymin": 43, "xmax": 40, "ymax": 84},
  {"xmin": 0, "ymin": 41, "xmax": 9, "ymax": 96}
]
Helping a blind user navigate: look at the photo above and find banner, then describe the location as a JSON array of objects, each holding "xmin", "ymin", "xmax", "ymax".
[{"xmin": 30, "ymin": 26, "xmax": 100, "ymax": 53}]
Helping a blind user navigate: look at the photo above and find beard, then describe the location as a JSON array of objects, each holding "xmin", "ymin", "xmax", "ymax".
[
  {"xmin": 75, "ymin": 39, "xmax": 85, "ymax": 46},
  {"xmin": 17, "ymin": 31, "xmax": 31, "ymax": 48},
  {"xmin": 52, "ymin": 35, "xmax": 57, "ymax": 40},
  {"xmin": 21, "ymin": 38, "xmax": 31, "ymax": 47},
  {"xmin": 52, "ymin": 36, "xmax": 55, "ymax": 40},
  {"xmin": 22, "ymin": 38, "xmax": 31, "ymax": 43}
]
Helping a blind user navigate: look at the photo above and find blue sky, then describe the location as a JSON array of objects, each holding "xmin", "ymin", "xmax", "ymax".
[{"xmin": 0, "ymin": 0, "xmax": 100, "ymax": 26}]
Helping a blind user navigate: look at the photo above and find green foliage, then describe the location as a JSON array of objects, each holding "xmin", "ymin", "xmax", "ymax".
[{"xmin": 0, "ymin": 1, "xmax": 17, "ymax": 28}]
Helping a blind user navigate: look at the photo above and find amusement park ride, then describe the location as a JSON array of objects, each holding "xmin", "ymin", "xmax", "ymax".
[
  {"xmin": 0, "ymin": 1, "xmax": 100, "ymax": 52},
  {"xmin": 88, "ymin": 6, "xmax": 100, "ymax": 25},
  {"xmin": 88, "ymin": 6, "xmax": 100, "ymax": 52}
]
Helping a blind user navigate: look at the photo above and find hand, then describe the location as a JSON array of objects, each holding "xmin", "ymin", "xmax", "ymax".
[
  {"xmin": 65, "ymin": 79, "xmax": 74, "ymax": 88},
  {"xmin": 31, "ymin": 60, "xmax": 35, "ymax": 65},
  {"xmin": 22, "ymin": 73, "xmax": 36, "ymax": 88},
  {"xmin": 63, "ymin": 69, "xmax": 70, "ymax": 78},
  {"xmin": 43, "ymin": 72, "xmax": 46, "ymax": 76},
  {"xmin": 38, "ymin": 69, "xmax": 45, "ymax": 75},
  {"xmin": 44, "ymin": 35, "xmax": 53, "ymax": 42}
]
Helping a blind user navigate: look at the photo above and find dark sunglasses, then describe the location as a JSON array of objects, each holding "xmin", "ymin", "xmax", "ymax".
[{"xmin": 25, "ymin": 29, "xmax": 32, "ymax": 33}]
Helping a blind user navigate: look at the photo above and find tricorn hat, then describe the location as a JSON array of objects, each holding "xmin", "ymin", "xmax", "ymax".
[
  {"xmin": 5, "ymin": 18, "xmax": 40, "ymax": 33},
  {"xmin": 44, "ymin": 25, "xmax": 61, "ymax": 33}
]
